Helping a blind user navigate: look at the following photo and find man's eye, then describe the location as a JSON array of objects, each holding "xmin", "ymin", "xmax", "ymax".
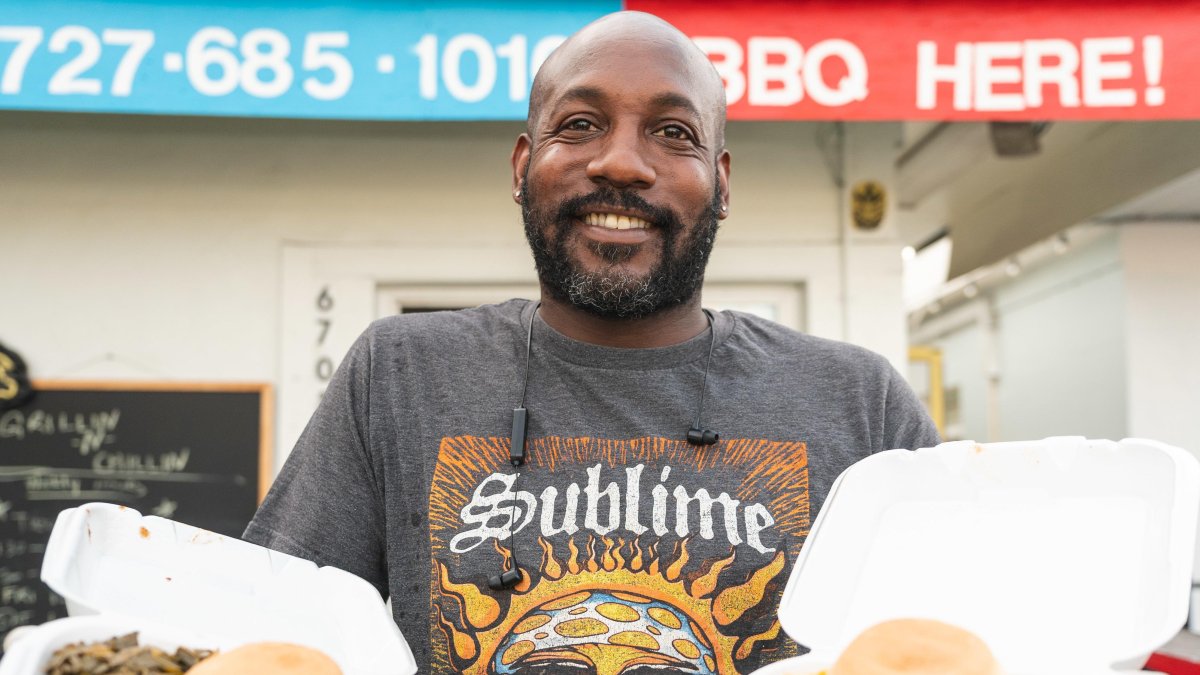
[
  {"xmin": 564, "ymin": 119, "xmax": 596, "ymax": 132},
  {"xmin": 654, "ymin": 124, "xmax": 693, "ymax": 141}
]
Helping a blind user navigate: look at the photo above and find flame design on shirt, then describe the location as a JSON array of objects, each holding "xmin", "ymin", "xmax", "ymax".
[{"xmin": 437, "ymin": 536, "xmax": 785, "ymax": 674}]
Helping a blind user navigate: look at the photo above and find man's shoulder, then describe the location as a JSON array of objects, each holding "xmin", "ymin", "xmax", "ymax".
[
  {"xmin": 724, "ymin": 310, "xmax": 890, "ymax": 374},
  {"xmin": 364, "ymin": 298, "xmax": 530, "ymax": 343}
]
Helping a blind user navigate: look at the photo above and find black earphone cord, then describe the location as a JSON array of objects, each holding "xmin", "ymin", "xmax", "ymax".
[{"xmin": 500, "ymin": 301, "xmax": 539, "ymax": 587}]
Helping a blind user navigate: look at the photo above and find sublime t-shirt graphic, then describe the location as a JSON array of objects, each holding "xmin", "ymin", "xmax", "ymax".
[{"xmin": 429, "ymin": 434, "xmax": 810, "ymax": 674}]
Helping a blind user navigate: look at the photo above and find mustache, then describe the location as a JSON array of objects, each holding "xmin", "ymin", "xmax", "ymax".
[{"xmin": 553, "ymin": 187, "xmax": 683, "ymax": 233}]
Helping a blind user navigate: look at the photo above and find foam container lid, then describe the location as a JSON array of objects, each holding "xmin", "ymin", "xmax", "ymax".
[
  {"xmin": 7, "ymin": 502, "xmax": 416, "ymax": 675},
  {"xmin": 777, "ymin": 437, "xmax": 1200, "ymax": 674}
]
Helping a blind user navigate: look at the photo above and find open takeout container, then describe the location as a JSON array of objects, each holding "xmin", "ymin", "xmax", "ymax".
[
  {"xmin": 0, "ymin": 502, "xmax": 416, "ymax": 675},
  {"xmin": 752, "ymin": 437, "xmax": 1200, "ymax": 675}
]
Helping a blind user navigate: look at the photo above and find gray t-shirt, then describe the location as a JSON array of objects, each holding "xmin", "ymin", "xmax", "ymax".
[{"xmin": 245, "ymin": 299, "xmax": 939, "ymax": 674}]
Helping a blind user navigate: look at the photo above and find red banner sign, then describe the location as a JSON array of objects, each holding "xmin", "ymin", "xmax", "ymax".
[{"xmin": 628, "ymin": 0, "xmax": 1200, "ymax": 120}]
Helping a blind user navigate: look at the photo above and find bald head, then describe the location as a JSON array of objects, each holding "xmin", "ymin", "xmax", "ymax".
[
  {"xmin": 510, "ymin": 11, "xmax": 732, "ymax": 325},
  {"xmin": 528, "ymin": 11, "xmax": 727, "ymax": 150}
]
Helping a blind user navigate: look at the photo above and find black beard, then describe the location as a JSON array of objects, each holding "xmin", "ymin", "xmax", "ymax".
[{"xmin": 521, "ymin": 179, "xmax": 722, "ymax": 320}]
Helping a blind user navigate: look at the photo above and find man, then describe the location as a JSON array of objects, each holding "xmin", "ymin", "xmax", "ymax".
[{"xmin": 246, "ymin": 11, "xmax": 939, "ymax": 674}]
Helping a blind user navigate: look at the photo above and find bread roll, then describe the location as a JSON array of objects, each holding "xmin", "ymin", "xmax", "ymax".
[
  {"xmin": 188, "ymin": 642, "xmax": 342, "ymax": 674},
  {"xmin": 829, "ymin": 618, "xmax": 1001, "ymax": 675}
]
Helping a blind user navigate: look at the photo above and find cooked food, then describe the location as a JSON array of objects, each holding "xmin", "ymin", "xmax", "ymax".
[
  {"xmin": 45, "ymin": 632, "xmax": 214, "ymax": 674},
  {"xmin": 186, "ymin": 642, "xmax": 341, "ymax": 675},
  {"xmin": 828, "ymin": 618, "xmax": 1001, "ymax": 675}
]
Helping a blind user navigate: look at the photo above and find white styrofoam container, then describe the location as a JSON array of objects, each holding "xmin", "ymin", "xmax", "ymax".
[
  {"xmin": 0, "ymin": 503, "xmax": 416, "ymax": 675},
  {"xmin": 753, "ymin": 437, "xmax": 1200, "ymax": 675}
]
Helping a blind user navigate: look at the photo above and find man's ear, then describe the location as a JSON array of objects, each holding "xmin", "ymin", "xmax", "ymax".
[
  {"xmin": 511, "ymin": 133, "xmax": 532, "ymax": 204},
  {"xmin": 716, "ymin": 149, "xmax": 731, "ymax": 219}
]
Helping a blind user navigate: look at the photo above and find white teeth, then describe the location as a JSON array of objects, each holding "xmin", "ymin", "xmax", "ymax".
[{"xmin": 585, "ymin": 212, "xmax": 649, "ymax": 230}]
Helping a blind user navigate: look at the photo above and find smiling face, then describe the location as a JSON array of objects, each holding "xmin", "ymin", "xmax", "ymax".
[{"xmin": 512, "ymin": 13, "xmax": 730, "ymax": 319}]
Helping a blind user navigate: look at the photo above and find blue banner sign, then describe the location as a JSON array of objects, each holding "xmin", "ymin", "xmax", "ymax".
[{"xmin": 0, "ymin": 1, "xmax": 617, "ymax": 120}]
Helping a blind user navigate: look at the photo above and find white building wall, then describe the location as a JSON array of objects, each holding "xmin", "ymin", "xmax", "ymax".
[
  {"xmin": 991, "ymin": 231, "xmax": 1127, "ymax": 441},
  {"xmin": 3, "ymin": 114, "xmax": 909, "ymax": 466},
  {"xmin": 914, "ymin": 228, "xmax": 1128, "ymax": 443},
  {"xmin": 1121, "ymin": 224, "xmax": 1200, "ymax": 458},
  {"xmin": 4, "ymin": 116, "xmax": 537, "ymax": 382}
]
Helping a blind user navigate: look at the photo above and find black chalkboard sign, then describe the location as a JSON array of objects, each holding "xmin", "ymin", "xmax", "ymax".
[{"xmin": 0, "ymin": 381, "xmax": 271, "ymax": 650}]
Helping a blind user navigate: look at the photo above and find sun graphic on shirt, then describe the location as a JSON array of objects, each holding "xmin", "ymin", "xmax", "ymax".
[{"xmin": 435, "ymin": 535, "xmax": 786, "ymax": 675}]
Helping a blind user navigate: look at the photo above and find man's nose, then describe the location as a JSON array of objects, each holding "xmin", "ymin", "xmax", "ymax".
[{"xmin": 586, "ymin": 127, "xmax": 656, "ymax": 189}]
